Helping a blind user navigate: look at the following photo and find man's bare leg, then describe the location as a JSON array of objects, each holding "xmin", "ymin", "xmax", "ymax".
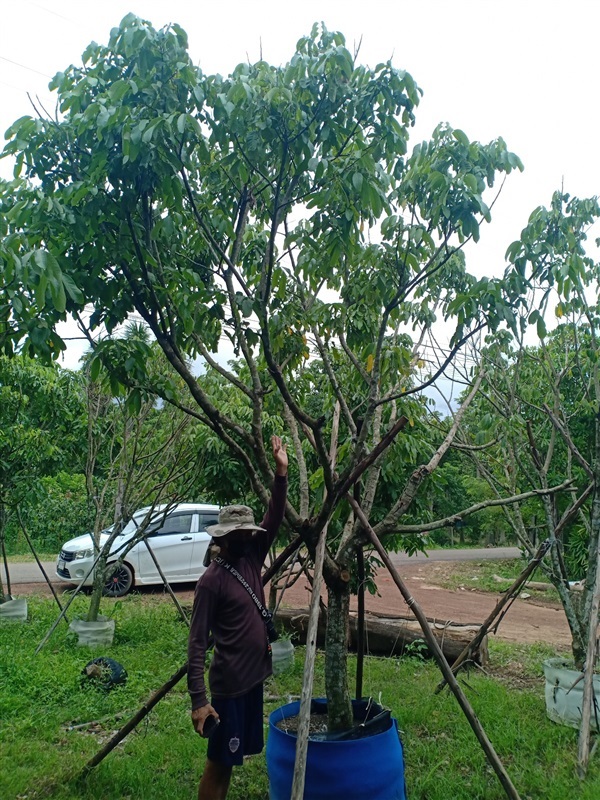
[{"xmin": 198, "ymin": 758, "xmax": 232, "ymax": 800}]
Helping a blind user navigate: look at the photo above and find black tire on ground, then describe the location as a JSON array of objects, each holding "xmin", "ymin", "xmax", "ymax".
[{"xmin": 103, "ymin": 563, "xmax": 134, "ymax": 597}]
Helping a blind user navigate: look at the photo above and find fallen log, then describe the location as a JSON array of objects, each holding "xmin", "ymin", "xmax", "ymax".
[{"xmin": 275, "ymin": 607, "xmax": 488, "ymax": 666}]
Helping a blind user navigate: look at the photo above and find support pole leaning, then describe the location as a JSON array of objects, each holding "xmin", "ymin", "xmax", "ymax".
[
  {"xmin": 18, "ymin": 508, "xmax": 70, "ymax": 621},
  {"xmin": 435, "ymin": 539, "xmax": 551, "ymax": 694},
  {"xmin": 347, "ymin": 494, "xmax": 522, "ymax": 800}
]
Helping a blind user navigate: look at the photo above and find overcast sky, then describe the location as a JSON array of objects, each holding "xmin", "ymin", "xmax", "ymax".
[{"xmin": 1, "ymin": 1, "xmax": 599, "ymax": 370}]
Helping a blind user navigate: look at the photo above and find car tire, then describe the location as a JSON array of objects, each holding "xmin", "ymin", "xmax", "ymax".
[{"xmin": 103, "ymin": 563, "xmax": 134, "ymax": 597}]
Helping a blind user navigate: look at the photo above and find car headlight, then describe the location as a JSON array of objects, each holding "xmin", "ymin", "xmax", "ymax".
[{"xmin": 74, "ymin": 548, "xmax": 94, "ymax": 560}]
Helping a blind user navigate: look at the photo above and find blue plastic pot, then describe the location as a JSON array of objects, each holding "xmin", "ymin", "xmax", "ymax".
[{"xmin": 266, "ymin": 699, "xmax": 406, "ymax": 800}]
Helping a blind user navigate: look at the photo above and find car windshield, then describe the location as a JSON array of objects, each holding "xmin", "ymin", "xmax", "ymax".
[{"xmin": 119, "ymin": 510, "xmax": 165, "ymax": 536}]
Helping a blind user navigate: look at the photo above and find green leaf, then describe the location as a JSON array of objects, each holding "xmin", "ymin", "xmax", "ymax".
[
  {"xmin": 429, "ymin": 171, "xmax": 447, "ymax": 191},
  {"xmin": 90, "ymin": 356, "xmax": 102, "ymax": 382},
  {"xmin": 464, "ymin": 174, "xmax": 477, "ymax": 192},
  {"xmin": 240, "ymin": 297, "xmax": 253, "ymax": 318},
  {"xmin": 453, "ymin": 129, "xmax": 469, "ymax": 146},
  {"xmin": 35, "ymin": 275, "xmax": 47, "ymax": 309},
  {"xmin": 109, "ymin": 80, "xmax": 130, "ymax": 103},
  {"xmin": 126, "ymin": 388, "xmax": 142, "ymax": 415},
  {"xmin": 536, "ymin": 315, "xmax": 547, "ymax": 339},
  {"xmin": 50, "ymin": 280, "xmax": 67, "ymax": 314},
  {"xmin": 61, "ymin": 274, "xmax": 85, "ymax": 305},
  {"xmin": 352, "ymin": 172, "xmax": 363, "ymax": 192}
]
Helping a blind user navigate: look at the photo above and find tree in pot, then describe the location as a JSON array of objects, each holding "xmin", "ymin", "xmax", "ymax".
[
  {"xmin": 464, "ymin": 191, "xmax": 600, "ymax": 774},
  {"xmin": 2, "ymin": 18, "xmax": 540, "ymax": 793},
  {"xmin": 73, "ymin": 337, "xmax": 203, "ymax": 629}
]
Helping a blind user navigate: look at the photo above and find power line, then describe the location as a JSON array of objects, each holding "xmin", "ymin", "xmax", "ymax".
[
  {"xmin": 23, "ymin": 0, "xmax": 72, "ymax": 21},
  {"xmin": 0, "ymin": 56, "xmax": 52, "ymax": 79}
]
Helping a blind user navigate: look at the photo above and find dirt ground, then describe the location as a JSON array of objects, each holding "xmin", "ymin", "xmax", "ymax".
[
  {"xmin": 12, "ymin": 559, "xmax": 572, "ymax": 649},
  {"xmin": 272, "ymin": 559, "xmax": 572, "ymax": 650}
]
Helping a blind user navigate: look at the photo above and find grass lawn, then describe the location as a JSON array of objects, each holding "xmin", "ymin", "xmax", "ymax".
[
  {"xmin": 1, "ymin": 593, "xmax": 598, "ymax": 800},
  {"xmin": 434, "ymin": 558, "xmax": 562, "ymax": 603}
]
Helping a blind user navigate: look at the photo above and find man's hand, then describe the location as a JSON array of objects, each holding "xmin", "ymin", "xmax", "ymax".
[
  {"xmin": 272, "ymin": 435, "xmax": 288, "ymax": 476},
  {"xmin": 191, "ymin": 704, "xmax": 219, "ymax": 737}
]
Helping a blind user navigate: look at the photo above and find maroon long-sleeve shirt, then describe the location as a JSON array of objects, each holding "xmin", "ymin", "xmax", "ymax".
[{"xmin": 187, "ymin": 475, "xmax": 287, "ymax": 710}]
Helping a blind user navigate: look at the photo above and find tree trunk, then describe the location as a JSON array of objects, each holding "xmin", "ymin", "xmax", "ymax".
[
  {"xmin": 324, "ymin": 582, "xmax": 353, "ymax": 731},
  {"xmin": 87, "ymin": 549, "xmax": 108, "ymax": 622}
]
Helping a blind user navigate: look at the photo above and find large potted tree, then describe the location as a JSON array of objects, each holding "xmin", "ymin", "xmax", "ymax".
[{"xmin": 1, "ymin": 16, "xmax": 538, "ymax": 796}]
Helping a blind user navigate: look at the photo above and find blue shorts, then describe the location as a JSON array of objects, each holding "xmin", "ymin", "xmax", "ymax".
[{"xmin": 207, "ymin": 683, "xmax": 264, "ymax": 767}]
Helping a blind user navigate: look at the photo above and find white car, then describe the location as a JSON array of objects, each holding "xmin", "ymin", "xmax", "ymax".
[{"xmin": 56, "ymin": 503, "xmax": 220, "ymax": 597}]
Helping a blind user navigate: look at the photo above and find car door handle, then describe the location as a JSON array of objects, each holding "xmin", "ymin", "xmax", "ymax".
[{"xmin": 181, "ymin": 536, "xmax": 193, "ymax": 541}]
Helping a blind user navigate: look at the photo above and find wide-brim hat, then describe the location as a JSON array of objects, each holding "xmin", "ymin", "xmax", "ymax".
[{"xmin": 207, "ymin": 504, "xmax": 266, "ymax": 538}]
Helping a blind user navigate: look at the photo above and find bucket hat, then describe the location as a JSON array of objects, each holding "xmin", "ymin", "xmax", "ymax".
[{"xmin": 206, "ymin": 505, "xmax": 265, "ymax": 538}]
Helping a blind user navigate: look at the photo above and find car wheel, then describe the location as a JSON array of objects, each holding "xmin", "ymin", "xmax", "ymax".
[{"xmin": 103, "ymin": 563, "xmax": 134, "ymax": 597}]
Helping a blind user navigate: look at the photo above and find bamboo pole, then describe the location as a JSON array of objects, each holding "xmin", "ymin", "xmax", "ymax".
[
  {"xmin": 348, "ymin": 494, "xmax": 523, "ymax": 800},
  {"xmin": 290, "ymin": 523, "xmax": 328, "ymax": 800},
  {"xmin": 81, "ymin": 662, "xmax": 189, "ymax": 776},
  {"xmin": 141, "ymin": 538, "xmax": 189, "ymax": 626},
  {"xmin": 435, "ymin": 539, "xmax": 550, "ymax": 694},
  {"xmin": 17, "ymin": 508, "xmax": 69, "ymax": 621},
  {"xmin": 577, "ymin": 541, "xmax": 600, "ymax": 778}
]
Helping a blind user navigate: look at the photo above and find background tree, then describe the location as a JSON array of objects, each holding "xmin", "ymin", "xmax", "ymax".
[
  {"xmin": 0, "ymin": 17, "xmax": 530, "ymax": 729},
  {"xmin": 79, "ymin": 328, "xmax": 203, "ymax": 622},
  {"xmin": 459, "ymin": 191, "xmax": 600, "ymax": 669},
  {"xmin": 0, "ymin": 356, "xmax": 86, "ymax": 601}
]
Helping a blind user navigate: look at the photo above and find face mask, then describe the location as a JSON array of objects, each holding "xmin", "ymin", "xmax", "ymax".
[{"xmin": 226, "ymin": 539, "xmax": 253, "ymax": 560}]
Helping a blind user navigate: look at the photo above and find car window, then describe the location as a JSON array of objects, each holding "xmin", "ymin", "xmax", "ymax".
[
  {"xmin": 150, "ymin": 513, "xmax": 193, "ymax": 536},
  {"xmin": 200, "ymin": 513, "xmax": 219, "ymax": 532}
]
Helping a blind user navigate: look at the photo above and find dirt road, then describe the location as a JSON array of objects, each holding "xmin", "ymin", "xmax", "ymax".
[{"xmin": 280, "ymin": 559, "xmax": 572, "ymax": 649}]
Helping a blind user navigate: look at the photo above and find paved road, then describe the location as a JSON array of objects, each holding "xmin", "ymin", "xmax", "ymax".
[
  {"xmin": 4, "ymin": 547, "xmax": 520, "ymax": 586},
  {"xmin": 389, "ymin": 546, "xmax": 520, "ymax": 564}
]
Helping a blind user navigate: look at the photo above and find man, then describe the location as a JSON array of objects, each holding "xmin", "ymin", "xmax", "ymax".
[{"xmin": 188, "ymin": 435, "xmax": 288, "ymax": 800}]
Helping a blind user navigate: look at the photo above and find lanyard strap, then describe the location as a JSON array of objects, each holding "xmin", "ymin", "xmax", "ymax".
[{"xmin": 214, "ymin": 556, "xmax": 271, "ymax": 622}]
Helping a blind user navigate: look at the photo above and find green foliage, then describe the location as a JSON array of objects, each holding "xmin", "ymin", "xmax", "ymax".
[
  {"xmin": 0, "ymin": 15, "xmax": 527, "ymax": 721},
  {"xmin": 0, "ymin": 355, "xmax": 86, "ymax": 481},
  {"xmin": 563, "ymin": 524, "xmax": 590, "ymax": 580},
  {"xmin": 4, "ymin": 472, "xmax": 93, "ymax": 554}
]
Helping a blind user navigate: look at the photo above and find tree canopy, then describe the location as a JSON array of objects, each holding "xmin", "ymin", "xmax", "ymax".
[{"xmin": 0, "ymin": 15, "xmax": 530, "ymax": 729}]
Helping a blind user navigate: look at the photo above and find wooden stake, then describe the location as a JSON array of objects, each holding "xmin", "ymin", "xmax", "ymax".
[
  {"xmin": 35, "ymin": 559, "xmax": 100, "ymax": 655},
  {"xmin": 1, "ymin": 533, "xmax": 11, "ymax": 599},
  {"xmin": 17, "ymin": 508, "xmax": 69, "ymax": 621},
  {"xmin": 435, "ymin": 539, "xmax": 550, "ymax": 694},
  {"xmin": 355, "ymin": 544, "xmax": 365, "ymax": 699},
  {"xmin": 290, "ymin": 522, "xmax": 328, "ymax": 800},
  {"xmin": 290, "ymin": 408, "xmax": 339, "ymax": 799},
  {"xmin": 347, "ymin": 494, "xmax": 523, "ymax": 800},
  {"xmin": 141, "ymin": 538, "xmax": 189, "ymax": 626},
  {"xmin": 577, "ymin": 539, "xmax": 600, "ymax": 777},
  {"xmin": 81, "ymin": 662, "xmax": 188, "ymax": 776}
]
